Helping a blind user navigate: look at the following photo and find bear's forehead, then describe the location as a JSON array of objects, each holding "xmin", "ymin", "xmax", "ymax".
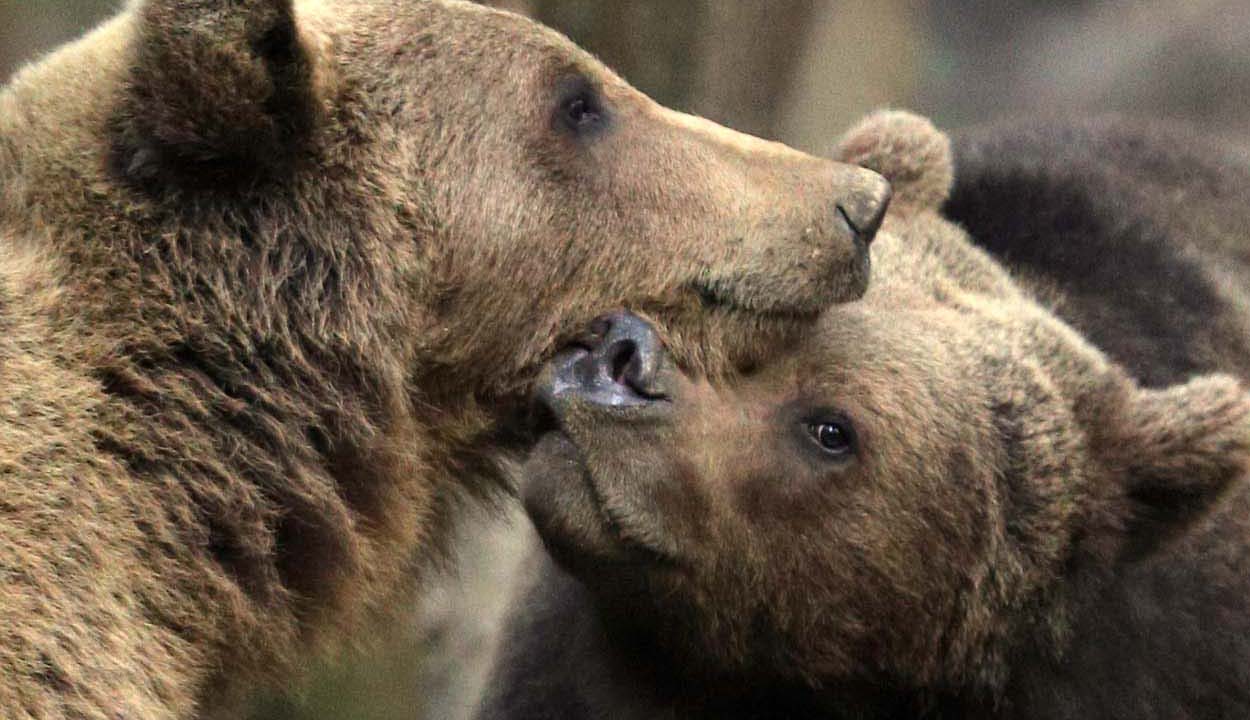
[
  {"xmin": 336, "ymin": 0, "xmax": 614, "ymax": 79},
  {"xmin": 804, "ymin": 307, "xmax": 975, "ymax": 373},
  {"xmin": 789, "ymin": 300, "xmax": 1104, "ymax": 415}
]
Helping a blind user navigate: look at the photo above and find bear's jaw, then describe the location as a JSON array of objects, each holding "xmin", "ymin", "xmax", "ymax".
[{"xmin": 521, "ymin": 431, "xmax": 679, "ymax": 571}]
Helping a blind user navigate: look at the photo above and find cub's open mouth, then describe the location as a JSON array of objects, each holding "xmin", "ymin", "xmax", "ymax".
[{"xmin": 527, "ymin": 387, "xmax": 564, "ymax": 439}]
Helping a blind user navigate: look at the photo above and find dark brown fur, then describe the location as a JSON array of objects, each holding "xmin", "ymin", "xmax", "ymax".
[
  {"xmin": 946, "ymin": 117, "xmax": 1250, "ymax": 388},
  {"xmin": 0, "ymin": 1, "xmax": 890, "ymax": 717},
  {"xmin": 480, "ymin": 113, "xmax": 1250, "ymax": 719}
]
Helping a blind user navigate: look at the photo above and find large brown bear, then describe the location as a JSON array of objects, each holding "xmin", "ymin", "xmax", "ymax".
[
  {"xmin": 478, "ymin": 113, "xmax": 1250, "ymax": 719},
  {"xmin": 0, "ymin": 1, "xmax": 891, "ymax": 717}
]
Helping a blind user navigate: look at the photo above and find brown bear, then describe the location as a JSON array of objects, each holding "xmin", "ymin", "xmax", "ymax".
[
  {"xmin": 478, "ymin": 112, "xmax": 1250, "ymax": 719},
  {"xmin": 0, "ymin": 1, "xmax": 892, "ymax": 717}
]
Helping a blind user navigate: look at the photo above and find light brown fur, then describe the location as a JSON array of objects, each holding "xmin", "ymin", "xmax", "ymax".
[{"xmin": 0, "ymin": 1, "xmax": 890, "ymax": 717}]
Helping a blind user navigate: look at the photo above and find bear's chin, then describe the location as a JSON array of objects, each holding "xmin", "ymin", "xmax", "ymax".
[{"xmin": 521, "ymin": 432, "xmax": 664, "ymax": 575}]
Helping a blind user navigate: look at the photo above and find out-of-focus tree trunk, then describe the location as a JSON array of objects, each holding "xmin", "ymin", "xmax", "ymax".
[
  {"xmin": 0, "ymin": 0, "xmax": 115, "ymax": 81},
  {"xmin": 531, "ymin": 0, "xmax": 702, "ymax": 111},
  {"xmin": 686, "ymin": 0, "xmax": 821, "ymax": 140}
]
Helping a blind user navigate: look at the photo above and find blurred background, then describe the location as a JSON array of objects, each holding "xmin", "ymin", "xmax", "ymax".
[
  {"xmin": 5, "ymin": 0, "xmax": 1250, "ymax": 146},
  {"xmin": 3, "ymin": 1, "xmax": 1249, "ymax": 719}
]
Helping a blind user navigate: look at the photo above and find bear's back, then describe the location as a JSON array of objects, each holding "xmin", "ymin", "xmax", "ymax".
[{"xmin": 947, "ymin": 118, "xmax": 1250, "ymax": 388}]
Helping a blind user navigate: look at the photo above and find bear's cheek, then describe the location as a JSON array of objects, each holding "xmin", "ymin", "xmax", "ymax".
[
  {"xmin": 807, "ymin": 477, "xmax": 995, "ymax": 648},
  {"xmin": 676, "ymin": 395, "xmax": 807, "ymax": 516},
  {"xmin": 720, "ymin": 419, "xmax": 858, "ymax": 531}
]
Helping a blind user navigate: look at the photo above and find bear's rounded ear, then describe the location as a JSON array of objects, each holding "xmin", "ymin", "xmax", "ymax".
[
  {"xmin": 1105, "ymin": 374, "xmax": 1250, "ymax": 555},
  {"xmin": 833, "ymin": 110, "xmax": 953, "ymax": 217},
  {"xmin": 115, "ymin": 0, "xmax": 320, "ymax": 187}
]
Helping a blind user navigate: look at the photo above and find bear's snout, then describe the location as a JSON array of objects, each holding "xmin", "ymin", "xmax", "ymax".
[
  {"xmin": 542, "ymin": 312, "xmax": 669, "ymax": 412},
  {"xmin": 837, "ymin": 172, "xmax": 892, "ymax": 244}
]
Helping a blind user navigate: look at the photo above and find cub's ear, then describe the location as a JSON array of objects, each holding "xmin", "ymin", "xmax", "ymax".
[
  {"xmin": 833, "ymin": 110, "xmax": 953, "ymax": 216},
  {"xmin": 116, "ymin": 0, "xmax": 319, "ymax": 186},
  {"xmin": 1108, "ymin": 374, "xmax": 1250, "ymax": 554}
]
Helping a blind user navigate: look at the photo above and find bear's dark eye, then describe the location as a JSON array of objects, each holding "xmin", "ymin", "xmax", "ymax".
[
  {"xmin": 555, "ymin": 77, "xmax": 606, "ymax": 136},
  {"xmin": 807, "ymin": 420, "xmax": 855, "ymax": 457}
]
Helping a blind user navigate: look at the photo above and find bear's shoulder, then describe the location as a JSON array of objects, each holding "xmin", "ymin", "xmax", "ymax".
[{"xmin": 1000, "ymin": 478, "xmax": 1250, "ymax": 720}]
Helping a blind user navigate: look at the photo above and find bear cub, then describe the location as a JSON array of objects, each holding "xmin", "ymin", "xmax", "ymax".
[{"xmin": 479, "ymin": 113, "xmax": 1250, "ymax": 720}]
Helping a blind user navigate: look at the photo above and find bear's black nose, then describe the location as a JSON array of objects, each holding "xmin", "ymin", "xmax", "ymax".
[
  {"xmin": 545, "ymin": 312, "xmax": 668, "ymax": 409},
  {"xmin": 837, "ymin": 172, "xmax": 892, "ymax": 244}
]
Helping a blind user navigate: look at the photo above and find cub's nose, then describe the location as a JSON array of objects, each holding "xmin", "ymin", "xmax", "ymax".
[
  {"xmin": 545, "ymin": 312, "xmax": 669, "ymax": 408},
  {"xmin": 587, "ymin": 312, "xmax": 666, "ymax": 400},
  {"xmin": 837, "ymin": 170, "xmax": 892, "ymax": 244}
]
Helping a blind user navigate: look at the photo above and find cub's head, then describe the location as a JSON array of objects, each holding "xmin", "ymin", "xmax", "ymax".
[
  {"xmin": 523, "ymin": 309, "xmax": 1250, "ymax": 692},
  {"xmin": 520, "ymin": 114, "xmax": 1250, "ymax": 694}
]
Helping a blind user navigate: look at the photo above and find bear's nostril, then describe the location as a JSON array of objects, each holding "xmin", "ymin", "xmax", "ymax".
[
  {"xmin": 608, "ymin": 340, "xmax": 638, "ymax": 387},
  {"xmin": 587, "ymin": 316, "xmax": 613, "ymax": 342},
  {"xmin": 838, "ymin": 173, "xmax": 893, "ymax": 245},
  {"xmin": 561, "ymin": 312, "xmax": 668, "ymax": 406}
]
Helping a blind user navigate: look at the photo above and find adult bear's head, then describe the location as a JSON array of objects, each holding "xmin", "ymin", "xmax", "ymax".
[{"xmin": 98, "ymin": 0, "xmax": 889, "ymax": 419}]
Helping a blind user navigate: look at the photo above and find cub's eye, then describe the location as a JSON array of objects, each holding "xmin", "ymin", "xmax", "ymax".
[
  {"xmin": 807, "ymin": 420, "xmax": 855, "ymax": 457},
  {"xmin": 556, "ymin": 78, "xmax": 606, "ymax": 135}
]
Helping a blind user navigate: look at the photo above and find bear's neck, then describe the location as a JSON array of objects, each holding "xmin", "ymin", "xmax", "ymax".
[{"xmin": 13, "ymin": 140, "xmax": 472, "ymax": 678}]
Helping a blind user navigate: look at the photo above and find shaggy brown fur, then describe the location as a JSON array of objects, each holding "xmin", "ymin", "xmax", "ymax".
[
  {"xmin": 479, "ymin": 112, "xmax": 1250, "ymax": 719},
  {"xmin": 946, "ymin": 117, "xmax": 1250, "ymax": 389},
  {"xmin": 0, "ymin": 1, "xmax": 891, "ymax": 717}
]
